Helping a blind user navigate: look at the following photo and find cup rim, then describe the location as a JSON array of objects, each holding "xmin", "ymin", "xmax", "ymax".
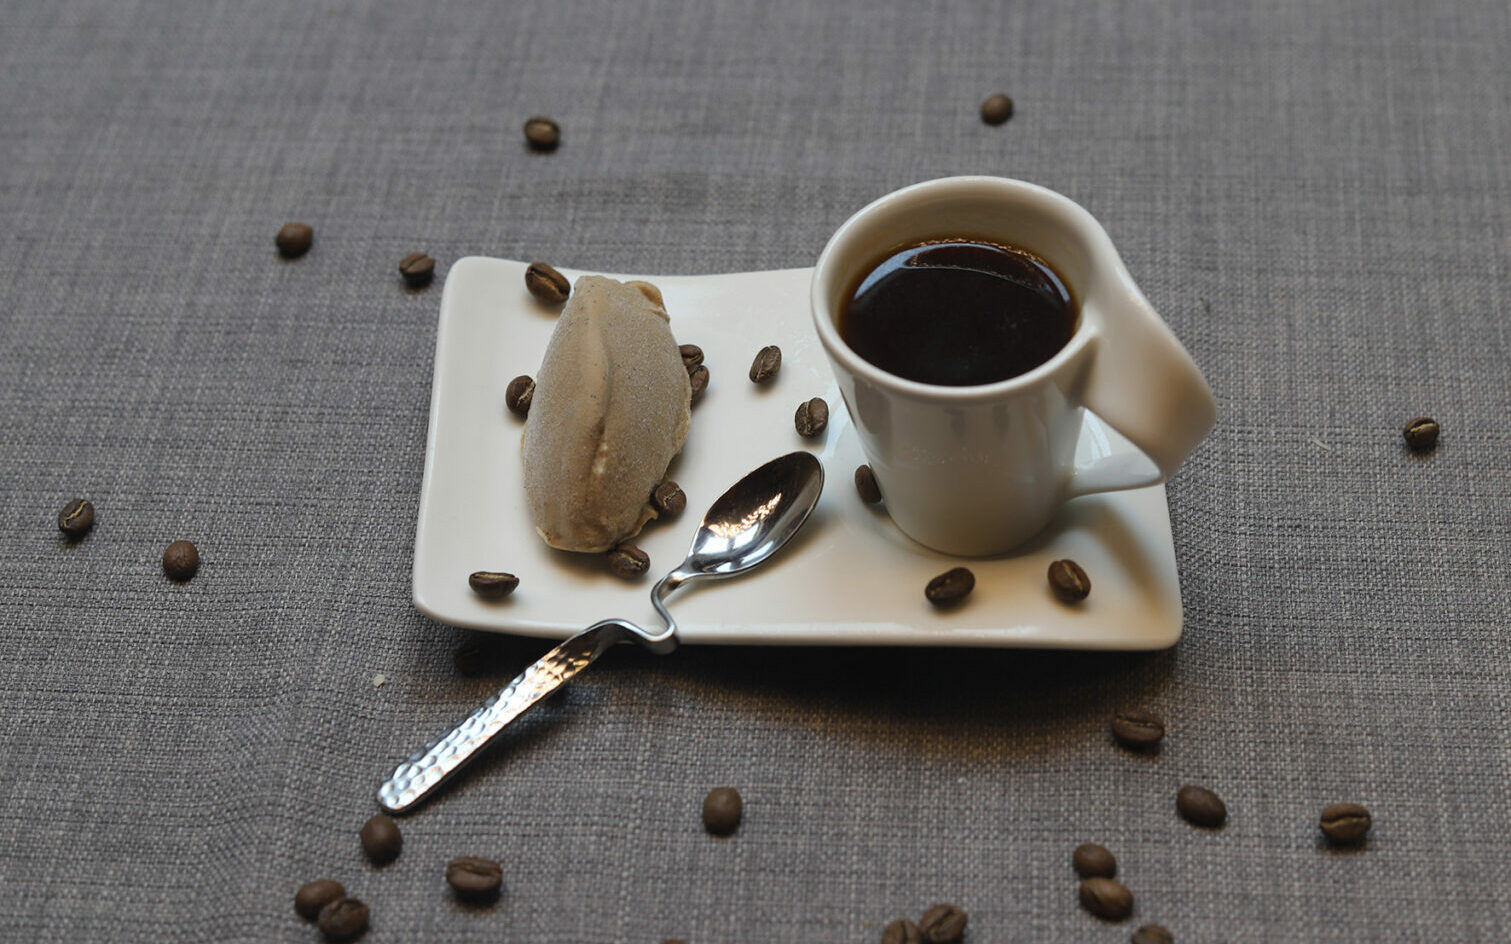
[{"xmin": 810, "ymin": 176, "xmax": 1110, "ymax": 402}]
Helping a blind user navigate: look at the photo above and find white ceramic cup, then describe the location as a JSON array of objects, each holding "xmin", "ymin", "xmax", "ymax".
[{"xmin": 811, "ymin": 176, "xmax": 1216, "ymax": 557}]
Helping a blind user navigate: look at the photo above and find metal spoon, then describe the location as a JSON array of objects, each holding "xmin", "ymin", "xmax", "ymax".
[{"xmin": 377, "ymin": 451, "xmax": 824, "ymax": 814}]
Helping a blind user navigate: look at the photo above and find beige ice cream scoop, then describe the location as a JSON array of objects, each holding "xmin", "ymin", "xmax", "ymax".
[{"xmin": 522, "ymin": 275, "xmax": 692, "ymax": 552}]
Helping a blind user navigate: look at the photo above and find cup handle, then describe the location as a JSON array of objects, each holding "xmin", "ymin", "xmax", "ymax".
[{"xmin": 1062, "ymin": 273, "xmax": 1215, "ymax": 500}]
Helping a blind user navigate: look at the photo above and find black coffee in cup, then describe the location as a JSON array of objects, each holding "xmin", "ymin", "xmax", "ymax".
[{"xmin": 837, "ymin": 239, "xmax": 1076, "ymax": 386}]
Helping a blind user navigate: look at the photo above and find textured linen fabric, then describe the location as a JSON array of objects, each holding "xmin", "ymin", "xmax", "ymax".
[{"xmin": 2, "ymin": 0, "xmax": 1509, "ymax": 941}]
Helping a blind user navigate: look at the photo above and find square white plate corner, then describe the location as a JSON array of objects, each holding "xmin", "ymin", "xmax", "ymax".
[{"xmin": 413, "ymin": 256, "xmax": 1184, "ymax": 649}]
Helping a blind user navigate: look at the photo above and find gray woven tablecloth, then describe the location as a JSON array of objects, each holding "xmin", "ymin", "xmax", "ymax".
[{"xmin": 3, "ymin": 0, "xmax": 1509, "ymax": 940}]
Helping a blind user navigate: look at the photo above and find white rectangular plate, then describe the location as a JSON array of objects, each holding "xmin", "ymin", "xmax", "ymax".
[{"xmin": 413, "ymin": 257, "xmax": 1184, "ymax": 649}]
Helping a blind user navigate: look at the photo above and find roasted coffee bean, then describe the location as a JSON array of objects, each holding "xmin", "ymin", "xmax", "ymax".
[
  {"xmin": 275, "ymin": 222, "xmax": 313, "ymax": 258},
  {"xmin": 980, "ymin": 93, "xmax": 1015, "ymax": 125},
  {"xmin": 679, "ymin": 344, "xmax": 704, "ymax": 369},
  {"xmin": 794, "ymin": 397, "xmax": 829, "ymax": 437},
  {"xmin": 702, "ymin": 786, "xmax": 742, "ymax": 835},
  {"xmin": 163, "ymin": 540, "xmax": 199, "ymax": 581},
  {"xmin": 607, "ymin": 543, "xmax": 650, "ymax": 579},
  {"xmin": 1079, "ymin": 877, "xmax": 1133, "ymax": 921},
  {"xmin": 316, "ymin": 897, "xmax": 369, "ymax": 941},
  {"xmin": 651, "ymin": 479, "xmax": 686, "ymax": 517},
  {"xmin": 454, "ymin": 633, "xmax": 509, "ymax": 675},
  {"xmin": 399, "ymin": 252, "xmax": 435, "ymax": 288},
  {"xmin": 854, "ymin": 465, "xmax": 882, "ymax": 504},
  {"xmin": 1319, "ymin": 802, "xmax": 1372, "ymax": 844},
  {"xmin": 748, "ymin": 345, "xmax": 782, "ymax": 383},
  {"xmin": 689, "ymin": 364, "xmax": 709, "ymax": 404},
  {"xmin": 505, "ymin": 375, "xmax": 535, "ymax": 417},
  {"xmin": 1403, "ymin": 416, "xmax": 1439, "ymax": 451},
  {"xmin": 359, "ymin": 813, "xmax": 402, "ymax": 864},
  {"xmin": 925, "ymin": 567, "xmax": 974, "ymax": 606},
  {"xmin": 1072, "ymin": 842, "xmax": 1117, "ymax": 878},
  {"xmin": 1132, "ymin": 924, "xmax": 1175, "ymax": 944},
  {"xmin": 57, "ymin": 498, "xmax": 95, "ymax": 537},
  {"xmin": 295, "ymin": 879, "xmax": 345, "ymax": 921},
  {"xmin": 523, "ymin": 116, "xmax": 560, "ymax": 151},
  {"xmin": 881, "ymin": 918, "xmax": 921, "ymax": 944},
  {"xmin": 1176, "ymin": 785, "xmax": 1227, "ymax": 828},
  {"xmin": 1048, "ymin": 558, "xmax": 1090, "ymax": 603},
  {"xmin": 525, "ymin": 262, "xmax": 570, "ymax": 304},
  {"xmin": 1111, "ymin": 710, "xmax": 1165, "ymax": 750},
  {"xmin": 468, "ymin": 571, "xmax": 519, "ymax": 599},
  {"xmin": 918, "ymin": 903, "xmax": 968, "ymax": 943},
  {"xmin": 445, "ymin": 856, "xmax": 504, "ymax": 900}
]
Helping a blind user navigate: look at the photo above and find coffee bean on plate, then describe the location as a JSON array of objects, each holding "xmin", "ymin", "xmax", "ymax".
[
  {"xmin": 702, "ymin": 786, "xmax": 742, "ymax": 835},
  {"xmin": 688, "ymin": 364, "xmax": 709, "ymax": 404},
  {"xmin": 505, "ymin": 375, "xmax": 535, "ymax": 417},
  {"xmin": 445, "ymin": 856, "xmax": 504, "ymax": 900},
  {"xmin": 1048, "ymin": 558, "xmax": 1090, "ymax": 603},
  {"xmin": 854, "ymin": 465, "xmax": 882, "ymax": 504},
  {"xmin": 316, "ymin": 897, "xmax": 369, "ymax": 941},
  {"xmin": 295, "ymin": 879, "xmax": 346, "ymax": 921},
  {"xmin": 359, "ymin": 813, "xmax": 401, "ymax": 864},
  {"xmin": 58, "ymin": 498, "xmax": 94, "ymax": 537},
  {"xmin": 651, "ymin": 479, "xmax": 686, "ymax": 517},
  {"xmin": 881, "ymin": 918, "xmax": 920, "ymax": 944},
  {"xmin": 525, "ymin": 262, "xmax": 570, "ymax": 304},
  {"xmin": 399, "ymin": 252, "xmax": 435, "ymax": 288},
  {"xmin": 468, "ymin": 571, "xmax": 519, "ymax": 599},
  {"xmin": 918, "ymin": 903, "xmax": 968, "ymax": 943},
  {"xmin": 1073, "ymin": 842, "xmax": 1117, "ymax": 878},
  {"xmin": 679, "ymin": 344, "xmax": 704, "ymax": 369},
  {"xmin": 1403, "ymin": 416, "xmax": 1438, "ymax": 451},
  {"xmin": 1111, "ymin": 710, "xmax": 1165, "ymax": 750},
  {"xmin": 523, "ymin": 116, "xmax": 560, "ymax": 151},
  {"xmin": 980, "ymin": 93, "xmax": 1015, "ymax": 125},
  {"xmin": 748, "ymin": 345, "xmax": 782, "ymax": 383},
  {"xmin": 925, "ymin": 567, "xmax": 974, "ymax": 607},
  {"xmin": 607, "ymin": 543, "xmax": 650, "ymax": 579},
  {"xmin": 1132, "ymin": 923, "xmax": 1175, "ymax": 944},
  {"xmin": 163, "ymin": 540, "xmax": 199, "ymax": 581},
  {"xmin": 1079, "ymin": 877, "xmax": 1133, "ymax": 921},
  {"xmin": 794, "ymin": 397, "xmax": 828, "ymax": 436},
  {"xmin": 1176, "ymin": 785, "xmax": 1227, "ymax": 828},
  {"xmin": 275, "ymin": 222, "xmax": 313, "ymax": 258},
  {"xmin": 1319, "ymin": 802, "xmax": 1372, "ymax": 844}
]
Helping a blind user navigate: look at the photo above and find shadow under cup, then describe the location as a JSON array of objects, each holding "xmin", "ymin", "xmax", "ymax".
[{"xmin": 810, "ymin": 177, "xmax": 1120, "ymax": 557}]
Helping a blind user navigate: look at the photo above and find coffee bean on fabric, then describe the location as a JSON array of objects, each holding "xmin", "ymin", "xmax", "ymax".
[
  {"xmin": 917, "ymin": 903, "xmax": 968, "ymax": 943},
  {"xmin": 1132, "ymin": 923, "xmax": 1175, "ymax": 944},
  {"xmin": 163, "ymin": 540, "xmax": 199, "ymax": 581},
  {"xmin": 1402, "ymin": 416, "xmax": 1438, "ymax": 451},
  {"xmin": 525, "ymin": 262, "xmax": 570, "ymax": 304},
  {"xmin": 749, "ymin": 345, "xmax": 782, "ymax": 383},
  {"xmin": 468, "ymin": 571, "xmax": 519, "ymax": 599},
  {"xmin": 1111, "ymin": 710, "xmax": 1165, "ymax": 750},
  {"xmin": 1079, "ymin": 877, "xmax": 1133, "ymax": 921},
  {"xmin": 399, "ymin": 252, "xmax": 435, "ymax": 288},
  {"xmin": 925, "ymin": 567, "xmax": 974, "ymax": 606},
  {"xmin": 1073, "ymin": 843, "xmax": 1117, "ymax": 878},
  {"xmin": 794, "ymin": 397, "xmax": 828, "ymax": 436},
  {"xmin": 1319, "ymin": 802, "xmax": 1372, "ymax": 843},
  {"xmin": 276, "ymin": 222, "xmax": 313, "ymax": 258},
  {"xmin": 359, "ymin": 814, "xmax": 401, "ymax": 865},
  {"xmin": 702, "ymin": 786, "xmax": 742, "ymax": 835},
  {"xmin": 505, "ymin": 375, "xmax": 535, "ymax": 416},
  {"xmin": 1176, "ymin": 785, "xmax": 1227, "ymax": 828},
  {"xmin": 1048, "ymin": 559, "xmax": 1090, "ymax": 603},
  {"xmin": 980, "ymin": 93, "xmax": 1014, "ymax": 125},
  {"xmin": 881, "ymin": 918, "xmax": 921, "ymax": 944},
  {"xmin": 316, "ymin": 897, "xmax": 369, "ymax": 941},
  {"xmin": 854, "ymin": 465, "xmax": 882, "ymax": 504},
  {"xmin": 58, "ymin": 498, "xmax": 95, "ymax": 537},
  {"xmin": 295, "ymin": 879, "xmax": 346, "ymax": 921},
  {"xmin": 523, "ymin": 116, "xmax": 560, "ymax": 151},
  {"xmin": 445, "ymin": 856, "xmax": 503, "ymax": 900}
]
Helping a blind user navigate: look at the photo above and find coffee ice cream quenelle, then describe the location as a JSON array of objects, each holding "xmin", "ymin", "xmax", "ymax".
[{"xmin": 521, "ymin": 276, "xmax": 692, "ymax": 552}]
